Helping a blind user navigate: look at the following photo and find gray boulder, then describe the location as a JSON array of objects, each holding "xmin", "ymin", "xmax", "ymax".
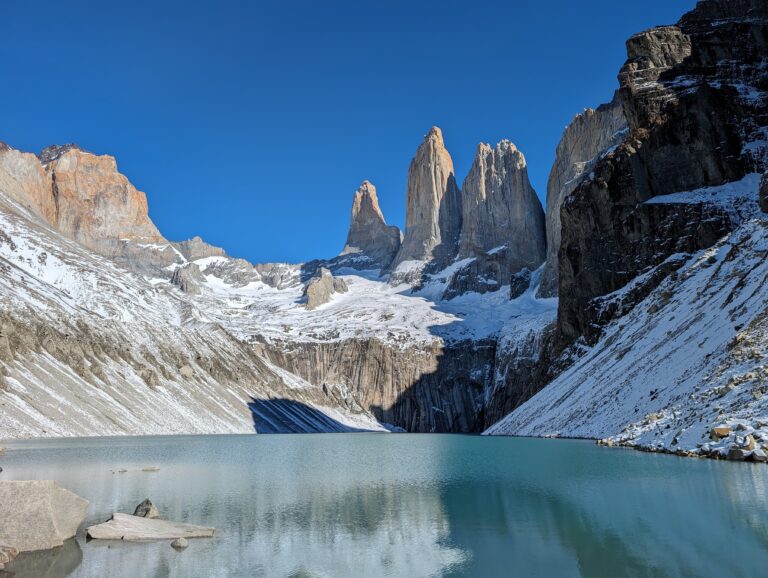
[
  {"xmin": 133, "ymin": 498, "xmax": 159, "ymax": 519},
  {"xmin": 170, "ymin": 263, "xmax": 205, "ymax": 295},
  {"xmin": 0, "ymin": 480, "xmax": 89, "ymax": 552},
  {"xmin": 304, "ymin": 268, "xmax": 348, "ymax": 310}
]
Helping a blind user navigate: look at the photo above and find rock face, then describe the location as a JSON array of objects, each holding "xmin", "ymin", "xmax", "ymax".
[
  {"xmin": 86, "ymin": 513, "xmax": 214, "ymax": 541},
  {"xmin": 304, "ymin": 267, "xmax": 348, "ymax": 309},
  {"xmin": 260, "ymin": 337, "xmax": 496, "ymax": 432},
  {"xmin": 0, "ymin": 481, "xmax": 88, "ymax": 552},
  {"xmin": 0, "ymin": 145, "xmax": 56, "ymax": 225},
  {"xmin": 339, "ymin": 181, "xmax": 402, "ymax": 269},
  {"xmin": 391, "ymin": 127, "xmax": 461, "ymax": 272},
  {"xmin": 459, "ymin": 140, "xmax": 546, "ymax": 273},
  {"xmin": 170, "ymin": 263, "xmax": 205, "ymax": 295},
  {"xmin": 538, "ymin": 95, "xmax": 627, "ymax": 298},
  {"xmin": 760, "ymin": 172, "xmax": 768, "ymax": 213},
  {"xmin": 173, "ymin": 236, "xmax": 227, "ymax": 261},
  {"xmin": 557, "ymin": 0, "xmax": 768, "ymax": 346},
  {"xmin": 41, "ymin": 145, "xmax": 164, "ymax": 251}
]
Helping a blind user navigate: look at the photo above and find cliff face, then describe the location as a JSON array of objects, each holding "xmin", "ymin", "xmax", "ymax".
[
  {"xmin": 459, "ymin": 141, "xmax": 546, "ymax": 272},
  {"xmin": 339, "ymin": 181, "xmax": 402, "ymax": 270},
  {"xmin": 538, "ymin": 96, "xmax": 627, "ymax": 298},
  {"xmin": 0, "ymin": 145, "xmax": 57, "ymax": 225},
  {"xmin": 391, "ymin": 127, "xmax": 461, "ymax": 275},
  {"xmin": 259, "ymin": 337, "xmax": 495, "ymax": 432},
  {"xmin": 557, "ymin": 0, "xmax": 768, "ymax": 346},
  {"xmin": 41, "ymin": 145, "xmax": 164, "ymax": 250}
]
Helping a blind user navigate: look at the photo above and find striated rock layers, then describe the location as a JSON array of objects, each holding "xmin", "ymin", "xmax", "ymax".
[
  {"xmin": 538, "ymin": 95, "xmax": 627, "ymax": 298},
  {"xmin": 391, "ymin": 127, "xmax": 462, "ymax": 274},
  {"xmin": 339, "ymin": 181, "xmax": 402, "ymax": 269},
  {"xmin": 260, "ymin": 337, "xmax": 496, "ymax": 432},
  {"xmin": 557, "ymin": 0, "xmax": 768, "ymax": 346}
]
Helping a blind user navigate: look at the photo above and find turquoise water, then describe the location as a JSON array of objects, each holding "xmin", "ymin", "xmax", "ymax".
[{"xmin": 2, "ymin": 434, "xmax": 767, "ymax": 577}]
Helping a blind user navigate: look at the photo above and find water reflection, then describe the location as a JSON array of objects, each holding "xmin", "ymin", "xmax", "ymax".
[{"xmin": 2, "ymin": 435, "xmax": 768, "ymax": 577}]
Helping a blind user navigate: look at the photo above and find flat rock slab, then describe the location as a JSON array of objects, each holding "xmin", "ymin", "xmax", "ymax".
[
  {"xmin": 0, "ymin": 480, "xmax": 89, "ymax": 552},
  {"xmin": 86, "ymin": 513, "xmax": 215, "ymax": 541}
]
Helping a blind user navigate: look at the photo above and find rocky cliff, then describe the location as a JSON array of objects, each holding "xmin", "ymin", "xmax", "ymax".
[
  {"xmin": 557, "ymin": 0, "xmax": 768, "ymax": 346},
  {"xmin": 339, "ymin": 181, "xmax": 402, "ymax": 269},
  {"xmin": 391, "ymin": 127, "xmax": 462, "ymax": 277},
  {"xmin": 459, "ymin": 140, "xmax": 546, "ymax": 270},
  {"xmin": 538, "ymin": 96, "xmax": 627, "ymax": 298}
]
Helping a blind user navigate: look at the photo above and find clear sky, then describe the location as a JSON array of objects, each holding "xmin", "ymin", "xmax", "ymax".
[{"xmin": 1, "ymin": 0, "xmax": 697, "ymax": 263}]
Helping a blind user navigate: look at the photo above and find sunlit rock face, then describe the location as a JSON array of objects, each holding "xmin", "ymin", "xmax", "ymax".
[
  {"xmin": 537, "ymin": 95, "xmax": 627, "ymax": 298},
  {"xmin": 339, "ymin": 180, "xmax": 402, "ymax": 270},
  {"xmin": 391, "ymin": 127, "xmax": 462, "ymax": 274},
  {"xmin": 0, "ymin": 142, "xmax": 56, "ymax": 225},
  {"xmin": 459, "ymin": 140, "xmax": 546, "ymax": 273},
  {"xmin": 40, "ymin": 145, "xmax": 164, "ymax": 250}
]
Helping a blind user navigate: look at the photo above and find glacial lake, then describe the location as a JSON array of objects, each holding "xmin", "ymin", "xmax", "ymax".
[{"xmin": 2, "ymin": 434, "xmax": 767, "ymax": 577}]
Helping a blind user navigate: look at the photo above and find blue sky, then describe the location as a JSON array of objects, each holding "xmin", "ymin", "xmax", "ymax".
[{"xmin": 1, "ymin": 0, "xmax": 697, "ymax": 263}]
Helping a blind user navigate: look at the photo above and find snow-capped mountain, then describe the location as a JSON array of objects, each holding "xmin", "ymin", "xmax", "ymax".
[{"xmin": 1, "ymin": 0, "xmax": 767, "ymax": 464}]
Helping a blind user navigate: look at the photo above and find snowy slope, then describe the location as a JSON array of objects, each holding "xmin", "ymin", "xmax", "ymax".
[
  {"xmin": 184, "ymin": 258, "xmax": 556, "ymax": 350},
  {"xmin": 0, "ymin": 196, "xmax": 387, "ymax": 438},
  {"xmin": 488, "ymin": 176, "xmax": 768, "ymax": 458}
]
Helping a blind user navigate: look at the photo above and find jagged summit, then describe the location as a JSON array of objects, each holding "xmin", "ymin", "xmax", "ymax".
[
  {"xmin": 339, "ymin": 180, "xmax": 401, "ymax": 270},
  {"xmin": 38, "ymin": 143, "xmax": 87, "ymax": 164},
  {"xmin": 458, "ymin": 138, "xmax": 545, "ymax": 272},
  {"xmin": 390, "ymin": 125, "xmax": 461, "ymax": 275}
]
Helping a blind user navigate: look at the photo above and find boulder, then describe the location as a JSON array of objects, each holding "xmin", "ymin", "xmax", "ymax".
[
  {"xmin": 170, "ymin": 263, "xmax": 205, "ymax": 295},
  {"xmin": 0, "ymin": 481, "xmax": 88, "ymax": 552},
  {"xmin": 710, "ymin": 426, "xmax": 732, "ymax": 440},
  {"xmin": 751, "ymin": 449, "xmax": 768, "ymax": 463},
  {"xmin": 86, "ymin": 513, "xmax": 214, "ymax": 541},
  {"xmin": 339, "ymin": 181, "xmax": 402, "ymax": 270},
  {"xmin": 133, "ymin": 499, "xmax": 159, "ymax": 519},
  {"xmin": 727, "ymin": 447, "xmax": 749, "ymax": 461},
  {"xmin": 171, "ymin": 537, "xmax": 189, "ymax": 550},
  {"xmin": 304, "ymin": 268, "xmax": 347, "ymax": 310}
]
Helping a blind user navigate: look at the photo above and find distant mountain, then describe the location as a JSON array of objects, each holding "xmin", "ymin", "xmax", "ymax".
[{"xmin": 0, "ymin": 0, "xmax": 766, "ymax": 463}]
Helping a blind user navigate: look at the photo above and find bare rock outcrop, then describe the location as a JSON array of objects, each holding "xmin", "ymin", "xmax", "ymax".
[
  {"xmin": 170, "ymin": 263, "xmax": 205, "ymax": 294},
  {"xmin": 173, "ymin": 236, "xmax": 227, "ymax": 261},
  {"xmin": 86, "ymin": 513, "xmax": 214, "ymax": 541},
  {"xmin": 303, "ymin": 267, "xmax": 348, "ymax": 309},
  {"xmin": 40, "ymin": 145, "xmax": 164, "ymax": 251},
  {"xmin": 339, "ymin": 181, "xmax": 402, "ymax": 270},
  {"xmin": 0, "ymin": 481, "xmax": 88, "ymax": 552},
  {"xmin": 0, "ymin": 145, "xmax": 56, "ymax": 224},
  {"xmin": 557, "ymin": 0, "xmax": 768, "ymax": 346},
  {"xmin": 538, "ymin": 95, "xmax": 627, "ymax": 298},
  {"xmin": 391, "ymin": 127, "xmax": 461, "ymax": 274},
  {"xmin": 459, "ymin": 140, "xmax": 546, "ymax": 272},
  {"xmin": 760, "ymin": 172, "xmax": 768, "ymax": 213}
]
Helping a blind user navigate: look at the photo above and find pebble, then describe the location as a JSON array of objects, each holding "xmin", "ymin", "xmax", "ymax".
[{"xmin": 171, "ymin": 538, "xmax": 189, "ymax": 550}]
